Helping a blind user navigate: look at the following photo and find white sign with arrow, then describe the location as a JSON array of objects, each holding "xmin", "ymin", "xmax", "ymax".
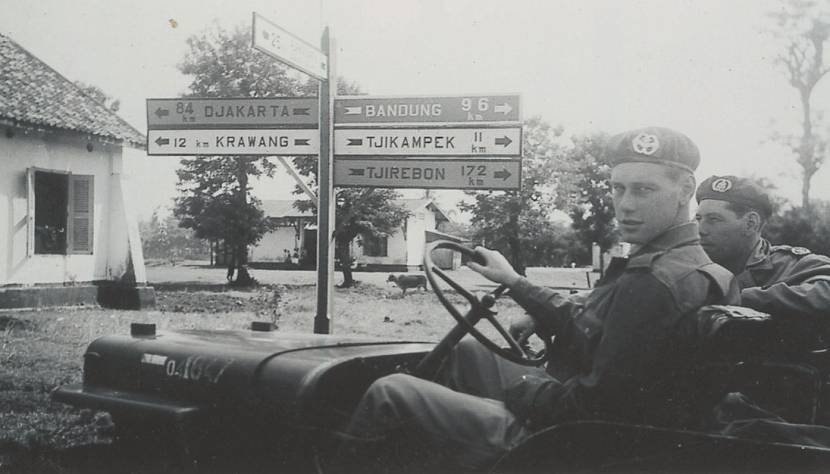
[
  {"xmin": 334, "ymin": 127, "xmax": 521, "ymax": 157},
  {"xmin": 147, "ymin": 129, "xmax": 319, "ymax": 156},
  {"xmin": 334, "ymin": 159, "xmax": 521, "ymax": 189}
]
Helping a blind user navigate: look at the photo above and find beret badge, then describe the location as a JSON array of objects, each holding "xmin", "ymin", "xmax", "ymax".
[
  {"xmin": 631, "ymin": 133, "xmax": 660, "ymax": 156},
  {"xmin": 711, "ymin": 178, "xmax": 733, "ymax": 193}
]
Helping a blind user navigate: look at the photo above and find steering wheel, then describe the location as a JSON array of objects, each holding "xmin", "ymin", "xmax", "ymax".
[{"xmin": 420, "ymin": 240, "xmax": 549, "ymax": 367}]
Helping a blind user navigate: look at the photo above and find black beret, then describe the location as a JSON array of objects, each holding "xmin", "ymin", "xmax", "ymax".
[
  {"xmin": 696, "ymin": 175, "xmax": 772, "ymax": 218},
  {"xmin": 603, "ymin": 126, "xmax": 700, "ymax": 173}
]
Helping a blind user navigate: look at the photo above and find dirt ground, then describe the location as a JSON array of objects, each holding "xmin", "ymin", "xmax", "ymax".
[{"xmin": 0, "ymin": 263, "xmax": 598, "ymax": 473}]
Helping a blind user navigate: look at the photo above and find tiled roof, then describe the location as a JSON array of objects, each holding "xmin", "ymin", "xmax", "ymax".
[
  {"xmin": 261, "ymin": 200, "xmax": 315, "ymax": 218},
  {"xmin": 0, "ymin": 33, "xmax": 145, "ymax": 148}
]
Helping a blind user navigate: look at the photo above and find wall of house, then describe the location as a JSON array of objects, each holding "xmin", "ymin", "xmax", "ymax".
[
  {"xmin": 405, "ymin": 207, "xmax": 436, "ymax": 267},
  {"xmin": 351, "ymin": 206, "xmax": 438, "ymax": 269},
  {"xmin": 249, "ymin": 226, "xmax": 301, "ymax": 262},
  {"xmin": 0, "ymin": 126, "xmax": 136, "ymax": 286}
]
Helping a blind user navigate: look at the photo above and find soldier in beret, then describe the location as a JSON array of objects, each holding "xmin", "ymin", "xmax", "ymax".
[
  {"xmin": 696, "ymin": 175, "xmax": 830, "ymax": 324},
  {"xmin": 339, "ymin": 127, "xmax": 738, "ymax": 471}
]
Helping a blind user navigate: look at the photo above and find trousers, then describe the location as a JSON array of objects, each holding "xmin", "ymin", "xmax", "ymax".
[{"xmin": 346, "ymin": 338, "xmax": 549, "ymax": 469}]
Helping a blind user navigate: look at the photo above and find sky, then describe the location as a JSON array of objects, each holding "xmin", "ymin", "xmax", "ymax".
[{"xmin": 3, "ymin": 0, "xmax": 830, "ymax": 221}]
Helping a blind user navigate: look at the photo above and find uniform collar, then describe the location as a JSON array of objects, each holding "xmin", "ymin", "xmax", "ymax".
[
  {"xmin": 745, "ymin": 238, "xmax": 773, "ymax": 271},
  {"xmin": 632, "ymin": 222, "xmax": 700, "ymax": 254},
  {"xmin": 627, "ymin": 222, "xmax": 701, "ymax": 268}
]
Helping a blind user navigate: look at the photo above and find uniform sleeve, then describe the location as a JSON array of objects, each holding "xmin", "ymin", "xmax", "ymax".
[
  {"xmin": 505, "ymin": 273, "xmax": 681, "ymax": 427},
  {"xmin": 508, "ymin": 277, "xmax": 588, "ymax": 336},
  {"xmin": 741, "ymin": 278, "xmax": 830, "ymax": 319},
  {"xmin": 741, "ymin": 254, "xmax": 830, "ymax": 319}
]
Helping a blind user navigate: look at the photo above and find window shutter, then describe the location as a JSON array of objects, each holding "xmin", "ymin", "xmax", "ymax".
[
  {"xmin": 68, "ymin": 175, "xmax": 94, "ymax": 254},
  {"xmin": 26, "ymin": 168, "xmax": 35, "ymax": 256}
]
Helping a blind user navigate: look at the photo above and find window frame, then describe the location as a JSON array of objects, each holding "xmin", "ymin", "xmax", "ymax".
[{"xmin": 27, "ymin": 167, "xmax": 94, "ymax": 256}]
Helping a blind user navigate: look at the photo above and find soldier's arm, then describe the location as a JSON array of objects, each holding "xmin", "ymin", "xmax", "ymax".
[
  {"xmin": 508, "ymin": 277, "xmax": 587, "ymax": 336},
  {"xmin": 741, "ymin": 278, "xmax": 830, "ymax": 319},
  {"xmin": 505, "ymin": 274, "xmax": 681, "ymax": 427},
  {"xmin": 741, "ymin": 255, "xmax": 830, "ymax": 319}
]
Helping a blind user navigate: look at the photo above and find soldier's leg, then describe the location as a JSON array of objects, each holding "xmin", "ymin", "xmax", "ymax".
[
  {"xmin": 346, "ymin": 373, "xmax": 531, "ymax": 470},
  {"xmin": 438, "ymin": 337, "xmax": 547, "ymax": 401}
]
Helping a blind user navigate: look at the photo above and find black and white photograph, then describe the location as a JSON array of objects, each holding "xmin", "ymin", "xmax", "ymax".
[{"xmin": 2, "ymin": 0, "xmax": 830, "ymax": 472}]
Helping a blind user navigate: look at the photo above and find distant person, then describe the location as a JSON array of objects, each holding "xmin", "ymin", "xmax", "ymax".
[
  {"xmin": 338, "ymin": 127, "xmax": 739, "ymax": 471},
  {"xmin": 696, "ymin": 175, "xmax": 830, "ymax": 323}
]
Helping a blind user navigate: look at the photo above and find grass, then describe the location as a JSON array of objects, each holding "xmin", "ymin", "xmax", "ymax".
[{"xmin": 0, "ymin": 279, "xmax": 532, "ymax": 471}]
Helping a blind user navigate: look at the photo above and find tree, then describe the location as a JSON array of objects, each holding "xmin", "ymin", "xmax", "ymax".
[
  {"xmin": 768, "ymin": 0, "xmax": 830, "ymax": 209},
  {"xmin": 766, "ymin": 200, "xmax": 830, "ymax": 256},
  {"xmin": 561, "ymin": 133, "xmax": 618, "ymax": 266},
  {"xmin": 74, "ymin": 81, "xmax": 120, "ymax": 112},
  {"xmin": 173, "ymin": 23, "xmax": 306, "ymax": 285},
  {"xmin": 459, "ymin": 117, "xmax": 565, "ymax": 275},
  {"xmin": 139, "ymin": 209, "xmax": 209, "ymax": 260}
]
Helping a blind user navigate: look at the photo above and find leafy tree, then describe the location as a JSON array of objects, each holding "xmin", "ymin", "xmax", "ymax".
[
  {"xmin": 290, "ymin": 80, "xmax": 411, "ymax": 287},
  {"xmin": 767, "ymin": 0, "xmax": 830, "ymax": 209},
  {"xmin": 561, "ymin": 133, "xmax": 617, "ymax": 266},
  {"xmin": 173, "ymin": 23, "xmax": 306, "ymax": 285},
  {"xmin": 74, "ymin": 81, "xmax": 120, "ymax": 111},
  {"xmin": 139, "ymin": 209, "xmax": 209, "ymax": 260},
  {"xmin": 460, "ymin": 117, "xmax": 565, "ymax": 275},
  {"xmin": 766, "ymin": 200, "xmax": 830, "ymax": 256}
]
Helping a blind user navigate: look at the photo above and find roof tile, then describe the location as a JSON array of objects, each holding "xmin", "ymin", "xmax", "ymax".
[{"xmin": 0, "ymin": 33, "xmax": 145, "ymax": 148}]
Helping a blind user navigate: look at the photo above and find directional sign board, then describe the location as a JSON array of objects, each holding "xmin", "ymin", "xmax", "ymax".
[
  {"xmin": 334, "ymin": 127, "xmax": 521, "ymax": 157},
  {"xmin": 334, "ymin": 159, "xmax": 521, "ymax": 190},
  {"xmin": 335, "ymin": 95, "xmax": 520, "ymax": 125},
  {"xmin": 252, "ymin": 12, "xmax": 327, "ymax": 80},
  {"xmin": 146, "ymin": 98, "xmax": 318, "ymax": 128},
  {"xmin": 147, "ymin": 129, "xmax": 318, "ymax": 156}
]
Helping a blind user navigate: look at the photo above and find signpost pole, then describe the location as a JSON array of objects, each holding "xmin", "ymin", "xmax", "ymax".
[{"xmin": 314, "ymin": 27, "xmax": 335, "ymax": 334}]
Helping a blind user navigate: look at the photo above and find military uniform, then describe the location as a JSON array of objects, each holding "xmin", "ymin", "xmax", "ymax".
[
  {"xmin": 695, "ymin": 175, "xmax": 830, "ymax": 321},
  {"xmin": 343, "ymin": 127, "xmax": 739, "ymax": 470},
  {"xmin": 738, "ymin": 239, "xmax": 830, "ymax": 321}
]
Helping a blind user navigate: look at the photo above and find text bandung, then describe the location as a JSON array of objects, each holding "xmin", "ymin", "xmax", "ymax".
[{"xmin": 365, "ymin": 103, "xmax": 441, "ymax": 118}]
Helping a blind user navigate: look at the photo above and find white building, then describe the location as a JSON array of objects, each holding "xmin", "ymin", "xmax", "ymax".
[
  {"xmin": 250, "ymin": 198, "xmax": 466, "ymax": 271},
  {"xmin": 0, "ymin": 33, "xmax": 154, "ymax": 309}
]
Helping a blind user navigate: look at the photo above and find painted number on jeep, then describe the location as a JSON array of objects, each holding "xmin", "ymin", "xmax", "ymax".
[{"xmin": 163, "ymin": 356, "xmax": 233, "ymax": 384}]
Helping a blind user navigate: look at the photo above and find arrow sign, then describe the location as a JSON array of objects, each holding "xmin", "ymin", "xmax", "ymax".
[
  {"xmin": 147, "ymin": 129, "xmax": 319, "ymax": 156},
  {"xmin": 494, "ymin": 103, "xmax": 513, "ymax": 115},
  {"xmin": 147, "ymin": 97, "xmax": 319, "ymax": 129},
  {"xmin": 334, "ymin": 159, "xmax": 521, "ymax": 190},
  {"xmin": 334, "ymin": 127, "xmax": 521, "ymax": 157},
  {"xmin": 252, "ymin": 12, "xmax": 327, "ymax": 80},
  {"xmin": 335, "ymin": 94, "xmax": 520, "ymax": 125},
  {"xmin": 495, "ymin": 136, "xmax": 513, "ymax": 147},
  {"xmin": 494, "ymin": 168, "xmax": 512, "ymax": 180}
]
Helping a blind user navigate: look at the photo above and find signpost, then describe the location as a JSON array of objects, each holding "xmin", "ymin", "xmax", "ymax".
[
  {"xmin": 334, "ymin": 159, "xmax": 521, "ymax": 189},
  {"xmin": 334, "ymin": 95, "xmax": 520, "ymax": 125},
  {"xmin": 146, "ymin": 11, "xmax": 527, "ymax": 334},
  {"xmin": 252, "ymin": 12, "xmax": 328, "ymax": 80}
]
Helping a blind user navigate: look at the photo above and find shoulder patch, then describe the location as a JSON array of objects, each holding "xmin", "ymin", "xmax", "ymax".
[{"xmin": 770, "ymin": 244, "xmax": 811, "ymax": 257}]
